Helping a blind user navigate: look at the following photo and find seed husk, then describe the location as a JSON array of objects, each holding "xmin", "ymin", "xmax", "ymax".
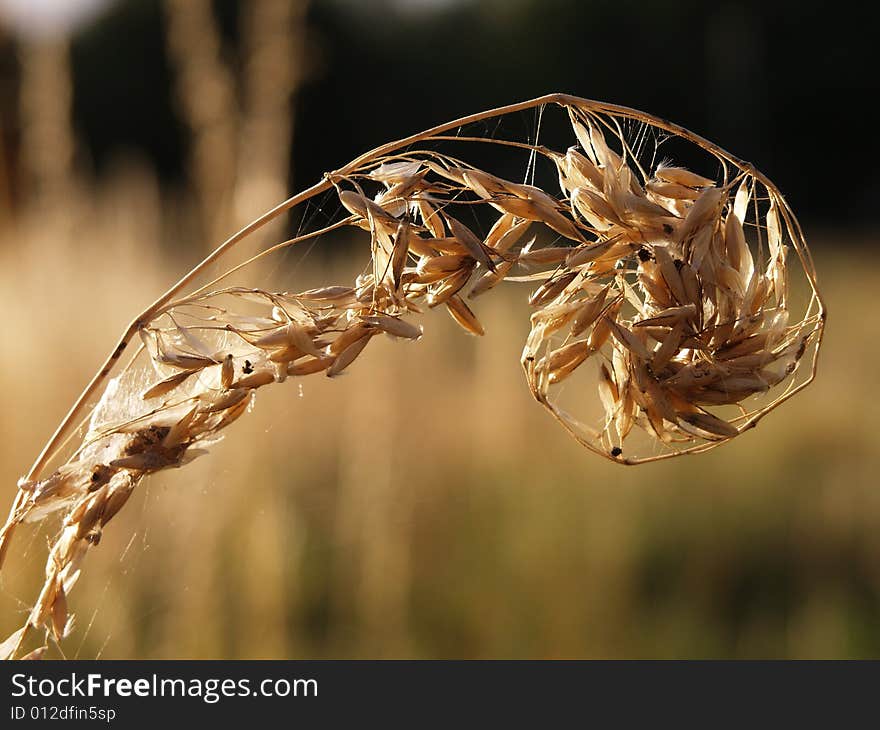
[
  {"xmin": 327, "ymin": 331, "xmax": 375, "ymax": 377},
  {"xmin": 445, "ymin": 296, "xmax": 484, "ymax": 336}
]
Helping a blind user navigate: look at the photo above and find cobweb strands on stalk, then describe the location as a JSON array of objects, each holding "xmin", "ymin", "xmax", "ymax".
[{"xmin": 0, "ymin": 94, "xmax": 825, "ymax": 659}]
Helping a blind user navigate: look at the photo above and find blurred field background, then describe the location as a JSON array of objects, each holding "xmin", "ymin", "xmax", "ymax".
[{"xmin": 0, "ymin": 0, "xmax": 878, "ymax": 659}]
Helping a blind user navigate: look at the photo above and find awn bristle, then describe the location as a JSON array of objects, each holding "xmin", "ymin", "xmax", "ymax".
[{"xmin": 0, "ymin": 94, "xmax": 825, "ymax": 659}]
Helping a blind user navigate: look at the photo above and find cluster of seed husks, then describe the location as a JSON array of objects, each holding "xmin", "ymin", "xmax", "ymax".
[
  {"xmin": 519, "ymin": 114, "xmax": 817, "ymax": 461},
  {"xmin": 36, "ymin": 109, "xmax": 814, "ymax": 486},
  {"xmin": 1, "ymin": 101, "xmax": 823, "ymax": 658}
]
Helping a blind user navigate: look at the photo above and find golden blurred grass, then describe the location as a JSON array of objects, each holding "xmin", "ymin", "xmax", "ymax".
[{"xmin": 0, "ymin": 182, "xmax": 876, "ymax": 659}]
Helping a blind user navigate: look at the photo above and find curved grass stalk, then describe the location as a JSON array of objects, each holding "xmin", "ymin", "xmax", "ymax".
[{"xmin": 0, "ymin": 94, "xmax": 825, "ymax": 659}]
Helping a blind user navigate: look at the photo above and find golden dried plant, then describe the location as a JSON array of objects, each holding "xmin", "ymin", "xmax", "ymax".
[{"xmin": 0, "ymin": 94, "xmax": 825, "ymax": 659}]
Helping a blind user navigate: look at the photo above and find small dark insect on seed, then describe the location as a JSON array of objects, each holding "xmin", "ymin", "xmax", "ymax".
[
  {"xmin": 637, "ymin": 248, "xmax": 652, "ymax": 262},
  {"xmin": 88, "ymin": 467, "xmax": 107, "ymax": 492},
  {"xmin": 242, "ymin": 360, "xmax": 254, "ymax": 374},
  {"xmin": 674, "ymin": 258, "xmax": 684, "ymax": 270},
  {"xmin": 610, "ymin": 446, "xmax": 623, "ymax": 457}
]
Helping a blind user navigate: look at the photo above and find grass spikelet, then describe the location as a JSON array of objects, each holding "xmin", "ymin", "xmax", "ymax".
[{"xmin": 0, "ymin": 94, "xmax": 825, "ymax": 658}]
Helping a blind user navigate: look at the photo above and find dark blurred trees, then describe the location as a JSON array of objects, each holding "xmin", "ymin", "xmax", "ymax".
[{"xmin": 64, "ymin": 0, "xmax": 877, "ymax": 227}]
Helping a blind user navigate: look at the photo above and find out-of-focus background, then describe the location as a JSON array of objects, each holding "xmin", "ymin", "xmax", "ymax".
[{"xmin": 0, "ymin": 0, "xmax": 877, "ymax": 659}]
